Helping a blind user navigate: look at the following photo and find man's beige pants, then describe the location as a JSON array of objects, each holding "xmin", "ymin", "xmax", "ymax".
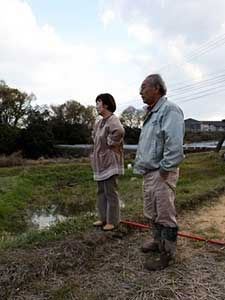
[{"xmin": 143, "ymin": 169, "xmax": 179, "ymax": 228}]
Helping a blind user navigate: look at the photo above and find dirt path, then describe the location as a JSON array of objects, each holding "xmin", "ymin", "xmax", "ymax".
[
  {"xmin": 0, "ymin": 197, "xmax": 225, "ymax": 300},
  {"xmin": 179, "ymin": 195, "xmax": 225, "ymax": 238}
]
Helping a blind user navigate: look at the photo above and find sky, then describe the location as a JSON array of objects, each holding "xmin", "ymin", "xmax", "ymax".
[{"xmin": 1, "ymin": 0, "xmax": 225, "ymax": 120}]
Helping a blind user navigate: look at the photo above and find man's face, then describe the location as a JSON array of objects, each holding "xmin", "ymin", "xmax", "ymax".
[{"xmin": 139, "ymin": 79, "xmax": 160, "ymax": 106}]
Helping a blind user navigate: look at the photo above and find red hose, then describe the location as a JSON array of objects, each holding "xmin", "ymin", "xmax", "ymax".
[{"xmin": 121, "ymin": 220, "xmax": 225, "ymax": 247}]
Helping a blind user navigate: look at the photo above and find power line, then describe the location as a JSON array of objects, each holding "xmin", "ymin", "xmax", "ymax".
[
  {"xmin": 171, "ymin": 84, "xmax": 225, "ymax": 101},
  {"xmin": 118, "ymin": 71, "xmax": 225, "ymax": 109},
  {"xmin": 118, "ymin": 32, "xmax": 225, "ymax": 108},
  {"xmin": 157, "ymin": 32, "xmax": 225, "ymax": 73},
  {"xmin": 118, "ymin": 84, "xmax": 225, "ymax": 109},
  {"xmin": 181, "ymin": 36, "xmax": 225, "ymax": 64},
  {"xmin": 169, "ymin": 68, "xmax": 224, "ymax": 87},
  {"xmin": 117, "ymin": 32, "xmax": 225, "ymax": 109},
  {"xmin": 173, "ymin": 85, "xmax": 225, "ymax": 104},
  {"xmin": 169, "ymin": 72, "xmax": 225, "ymax": 93},
  {"xmin": 169, "ymin": 78, "xmax": 225, "ymax": 98}
]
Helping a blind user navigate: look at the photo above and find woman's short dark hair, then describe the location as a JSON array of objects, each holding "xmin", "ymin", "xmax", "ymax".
[{"xmin": 95, "ymin": 93, "xmax": 116, "ymax": 113}]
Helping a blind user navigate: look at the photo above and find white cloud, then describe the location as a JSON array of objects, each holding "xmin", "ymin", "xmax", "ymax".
[
  {"xmin": 128, "ymin": 23, "xmax": 155, "ymax": 45},
  {"xmin": 0, "ymin": 0, "xmax": 143, "ymax": 110},
  {"xmin": 0, "ymin": 0, "xmax": 109, "ymax": 106},
  {"xmin": 106, "ymin": 0, "xmax": 225, "ymax": 43},
  {"xmin": 167, "ymin": 38, "xmax": 203, "ymax": 81},
  {"xmin": 2, "ymin": 0, "xmax": 225, "ymax": 120},
  {"xmin": 182, "ymin": 63, "xmax": 203, "ymax": 82},
  {"xmin": 104, "ymin": 48, "xmax": 132, "ymax": 64},
  {"xmin": 100, "ymin": 9, "xmax": 115, "ymax": 27},
  {"xmin": 206, "ymin": 113, "xmax": 225, "ymax": 121},
  {"xmin": 99, "ymin": 0, "xmax": 225, "ymax": 119}
]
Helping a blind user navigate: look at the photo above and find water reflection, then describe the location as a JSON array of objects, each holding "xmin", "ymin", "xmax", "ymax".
[
  {"xmin": 30, "ymin": 199, "xmax": 125, "ymax": 230},
  {"xmin": 119, "ymin": 199, "xmax": 125, "ymax": 208},
  {"xmin": 31, "ymin": 206, "xmax": 67, "ymax": 230}
]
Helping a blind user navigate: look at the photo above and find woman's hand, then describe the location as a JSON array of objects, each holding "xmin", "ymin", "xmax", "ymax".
[{"xmin": 109, "ymin": 145, "xmax": 121, "ymax": 154}]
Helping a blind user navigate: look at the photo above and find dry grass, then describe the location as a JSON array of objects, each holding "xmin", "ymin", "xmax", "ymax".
[
  {"xmin": 178, "ymin": 195, "xmax": 225, "ymax": 241},
  {"xmin": 0, "ymin": 152, "xmax": 90, "ymax": 168},
  {"xmin": 0, "ymin": 207, "xmax": 225, "ymax": 299},
  {"xmin": 0, "ymin": 152, "xmax": 25, "ymax": 167}
]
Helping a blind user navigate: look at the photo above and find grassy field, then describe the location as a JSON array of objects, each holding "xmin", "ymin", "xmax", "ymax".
[
  {"xmin": 0, "ymin": 151, "xmax": 225, "ymax": 248},
  {"xmin": 0, "ymin": 152, "xmax": 225, "ymax": 300}
]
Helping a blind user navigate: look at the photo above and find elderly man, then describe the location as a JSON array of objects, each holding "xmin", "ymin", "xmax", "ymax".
[{"xmin": 134, "ymin": 74, "xmax": 185, "ymax": 271}]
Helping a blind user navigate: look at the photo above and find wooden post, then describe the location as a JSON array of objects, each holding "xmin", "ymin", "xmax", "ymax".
[{"xmin": 215, "ymin": 119, "xmax": 225, "ymax": 153}]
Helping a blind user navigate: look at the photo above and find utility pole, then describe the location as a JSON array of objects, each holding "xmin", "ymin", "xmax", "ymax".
[{"xmin": 215, "ymin": 119, "xmax": 225, "ymax": 153}]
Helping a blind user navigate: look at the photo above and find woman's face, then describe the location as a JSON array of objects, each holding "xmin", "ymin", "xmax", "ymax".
[{"xmin": 96, "ymin": 99, "xmax": 108, "ymax": 116}]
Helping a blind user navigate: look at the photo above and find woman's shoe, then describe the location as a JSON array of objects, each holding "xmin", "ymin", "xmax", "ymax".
[
  {"xmin": 103, "ymin": 224, "xmax": 115, "ymax": 231},
  {"xmin": 93, "ymin": 220, "xmax": 104, "ymax": 227}
]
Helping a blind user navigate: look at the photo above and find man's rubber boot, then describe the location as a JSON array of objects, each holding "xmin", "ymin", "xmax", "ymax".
[
  {"xmin": 144, "ymin": 226, "xmax": 178, "ymax": 271},
  {"xmin": 144, "ymin": 245, "xmax": 176, "ymax": 271},
  {"xmin": 141, "ymin": 240, "xmax": 159, "ymax": 253},
  {"xmin": 141, "ymin": 222, "xmax": 162, "ymax": 253}
]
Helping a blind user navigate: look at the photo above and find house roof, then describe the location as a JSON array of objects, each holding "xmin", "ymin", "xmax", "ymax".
[
  {"xmin": 185, "ymin": 118, "xmax": 200, "ymax": 124},
  {"xmin": 185, "ymin": 119, "xmax": 225, "ymax": 127},
  {"xmin": 200, "ymin": 121, "xmax": 225, "ymax": 127}
]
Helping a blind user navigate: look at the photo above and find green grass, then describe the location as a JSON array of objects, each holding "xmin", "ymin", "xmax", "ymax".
[
  {"xmin": 0, "ymin": 213, "xmax": 95, "ymax": 249},
  {"xmin": 0, "ymin": 152, "xmax": 225, "ymax": 248},
  {"xmin": 176, "ymin": 152, "xmax": 225, "ymax": 209},
  {"xmin": 119, "ymin": 152, "xmax": 225, "ymax": 220},
  {"xmin": 0, "ymin": 163, "xmax": 96, "ymax": 233}
]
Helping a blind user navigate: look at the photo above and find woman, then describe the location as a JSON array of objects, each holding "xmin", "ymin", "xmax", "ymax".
[{"xmin": 91, "ymin": 93, "xmax": 125, "ymax": 231}]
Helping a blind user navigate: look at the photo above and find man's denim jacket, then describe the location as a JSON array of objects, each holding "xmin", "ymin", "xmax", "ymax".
[{"xmin": 134, "ymin": 96, "xmax": 185, "ymax": 175}]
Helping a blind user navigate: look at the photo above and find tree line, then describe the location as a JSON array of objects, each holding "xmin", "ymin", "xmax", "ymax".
[{"xmin": 0, "ymin": 81, "xmax": 143, "ymax": 158}]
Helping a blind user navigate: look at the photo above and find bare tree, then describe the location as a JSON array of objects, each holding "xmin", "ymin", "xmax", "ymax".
[
  {"xmin": 120, "ymin": 106, "xmax": 145, "ymax": 128},
  {"xmin": 0, "ymin": 81, "xmax": 34, "ymax": 127},
  {"xmin": 51, "ymin": 100, "xmax": 96, "ymax": 129}
]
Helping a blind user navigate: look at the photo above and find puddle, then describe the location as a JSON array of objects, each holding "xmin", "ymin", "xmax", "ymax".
[
  {"xmin": 30, "ymin": 199, "xmax": 125, "ymax": 231},
  {"xmin": 31, "ymin": 205, "xmax": 67, "ymax": 230}
]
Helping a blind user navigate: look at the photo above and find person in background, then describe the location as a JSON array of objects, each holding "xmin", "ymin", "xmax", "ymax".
[
  {"xmin": 134, "ymin": 74, "xmax": 185, "ymax": 270},
  {"xmin": 91, "ymin": 93, "xmax": 125, "ymax": 231}
]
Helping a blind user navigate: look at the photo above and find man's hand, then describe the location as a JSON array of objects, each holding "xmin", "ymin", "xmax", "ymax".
[{"xmin": 159, "ymin": 169, "xmax": 169, "ymax": 180}]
